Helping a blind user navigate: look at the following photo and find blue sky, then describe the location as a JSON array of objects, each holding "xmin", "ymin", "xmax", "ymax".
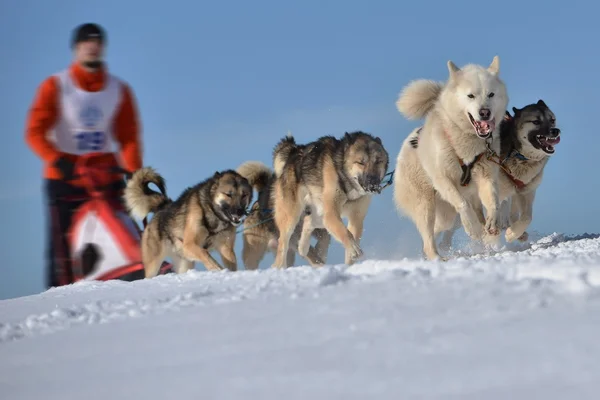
[{"xmin": 0, "ymin": 0, "xmax": 596, "ymax": 300}]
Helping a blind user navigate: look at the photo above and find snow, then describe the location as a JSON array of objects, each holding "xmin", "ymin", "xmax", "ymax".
[{"xmin": 2, "ymin": 233, "xmax": 600, "ymax": 399}]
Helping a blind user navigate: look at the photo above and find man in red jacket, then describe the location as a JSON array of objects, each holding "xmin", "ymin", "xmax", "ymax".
[{"xmin": 25, "ymin": 23, "xmax": 143, "ymax": 288}]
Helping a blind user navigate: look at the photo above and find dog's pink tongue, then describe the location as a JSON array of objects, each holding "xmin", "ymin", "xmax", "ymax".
[
  {"xmin": 477, "ymin": 120, "xmax": 495, "ymax": 133},
  {"xmin": 547, "ymin": 136, "xmax": 561, "ymax": 145}
]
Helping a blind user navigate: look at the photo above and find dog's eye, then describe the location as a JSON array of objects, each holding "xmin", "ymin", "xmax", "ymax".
[
  {"xmin": 355, "ymin": 161, "xmax": 365, "ymax": 166},
  {"xmin": 488, "ymin": 92, "xmax": 495, "ymax": 98},
  {"xmin": 532, "ymin": 120, "xmax": 541, "ymax": 125},
  {"xmin": 224, "ymin": 193, "xmax": 232, "ymax": 198},
  {"xmin": 467, "ymin": 94, "xmax": 475, "ymax": 99}
]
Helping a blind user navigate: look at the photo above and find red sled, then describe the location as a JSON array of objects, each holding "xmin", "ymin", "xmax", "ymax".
[{"xmin": 66, "ymin": 153, "xmax": 173, "ymax": 282}]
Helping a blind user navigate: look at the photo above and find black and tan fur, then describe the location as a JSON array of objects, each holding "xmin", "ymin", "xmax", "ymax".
[
  {"xmin": 270, "ymin": 131, "xmax": 389, "ymax": 268},
  {"xmin": 236, "ymin": 160, "xmax": 330, "ymax": 269},
  {"xmin": 124, "ymin": 167, "xmax": 253, "ymax": 277}
]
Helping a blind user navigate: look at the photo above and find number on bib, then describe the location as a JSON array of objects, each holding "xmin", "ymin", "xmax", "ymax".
[{"xmin": 75, "ymin": 131, "xmax": 106, "ymax": 151}]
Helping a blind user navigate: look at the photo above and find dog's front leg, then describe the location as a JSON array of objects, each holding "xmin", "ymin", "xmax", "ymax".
[
  {"xmin": 429, "ymin": 173, "xmax": 483, "ymax": 241},
  {"xmin": 216, "ymin": 230, "xmax": 238, "ymax": 271},
  {"xmin": 322, "ymin": 163, "xmax": 363, "ymax": 265},
  {"xmin": 181, "ymin": 207, "xmax": 225, "ymax": 271},
  {"xmin": 473, "ymin": 170, "xmax": 501, "ymax": 242},
  {"xmin": 345, "ymin": 195, "xmax": 372, "ymax": 250},
  {"xmin": 323, "ymin": 208, "xmax": 363, "ymax": 265},
  {"xmin": 506, "ymin": 191, "xmax": 535, "ymax": 242}
]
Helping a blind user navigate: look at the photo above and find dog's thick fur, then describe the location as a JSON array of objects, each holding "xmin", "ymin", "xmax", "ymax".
[
  {"xmin": 393, "ymin": 56, "xmax": 509, "ymax": 260},
  {"xmin": 236, "ymin": 160, "xmax": 330, "ymax": 269},
  {"xmin": 124, "ymin": 167, "xmax": 253, "ymax": 277},
  {"xmin": 437, "ymin": 100, "xmax": 561, "ymax": 249},
  {"xmin": 270, "ymin": 131, "xmax": 389, "ymax": 268}
]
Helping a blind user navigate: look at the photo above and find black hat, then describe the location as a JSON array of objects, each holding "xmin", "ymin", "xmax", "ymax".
[{"xmin": 71, "ymin": 23, "xmax": 106, "ymax": 48}]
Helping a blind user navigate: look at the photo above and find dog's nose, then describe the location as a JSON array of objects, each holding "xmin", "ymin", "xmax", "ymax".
[
  {"xmin": 479, "ymin": 108, "xmax": 491, "ymax": 120},
  {"xmin": 366, "ymin": 175, "xmax": 382, "ymax": 193},
  {"xmin": 550, "ymin": 128, "xmax": 560, "ymax": 136}
]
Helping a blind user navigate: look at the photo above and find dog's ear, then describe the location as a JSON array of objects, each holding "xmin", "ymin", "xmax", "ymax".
[
  {"xmin": 447, "ymin": 60, "xmax": 460, "ymax": 80},
  {"xmin": 512, "ymin": 106, "xmax": 521, "ymax": 116},
  {"xmin": 374, "ymin": 136, "xmax": 383, "ymax": 146},
  {"xmin": 488, "ymin": 55, "xmax": 500, "ymax": 75},
  {"xmin": 537, "ymin": 99, "xmax": 547, "ymax": 108},
  {"xmin": 344, "ymin": 132, "xmax": 354, "ymax": 143},
  {"xmin": 213, "ymin": 170, "xmax": 222, "ymax": 178}
]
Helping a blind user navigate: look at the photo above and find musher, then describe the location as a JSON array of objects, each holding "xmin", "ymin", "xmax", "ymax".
[{"xmin": 24, "ymin": 23, "xmax": 143, "ymax": 288}]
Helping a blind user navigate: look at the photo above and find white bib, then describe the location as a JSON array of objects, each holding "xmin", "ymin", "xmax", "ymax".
[{"xmin": 49, "ymin": 69, "xmax": 122, "ymax": 155}]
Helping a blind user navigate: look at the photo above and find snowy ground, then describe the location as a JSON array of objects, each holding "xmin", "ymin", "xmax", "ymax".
[{"xmin": 2, "ymin": 233, "xmax": 600, "ymax": 399}]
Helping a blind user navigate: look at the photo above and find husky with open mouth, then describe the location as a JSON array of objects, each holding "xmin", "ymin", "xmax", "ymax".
[
  {"xmin": 437, "ymin": 99, "xmax": 561, "ymax": 250},
  {"xmin": 392, "ymin": 56, "xmax": 509, "ymax": 261}
]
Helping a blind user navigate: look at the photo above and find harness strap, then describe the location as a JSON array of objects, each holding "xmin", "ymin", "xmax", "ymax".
[
  {"xmin": 458, "ymin": 153, "xmax": 484, "ymax": 186},
  {"xmin": 443, "ymin": 129, "xmax": 485, "ymax": 187},
  {"xmin": 486, "ymin": 155, "xmax": 527, "ymax": 190}
]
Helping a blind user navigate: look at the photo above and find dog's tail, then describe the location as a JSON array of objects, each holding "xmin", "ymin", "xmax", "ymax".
[
  {"xmin": 236, "ymin": 160, "xmax": 273, "ymax": 193},
  {"xmin": 123, "ymin": 167, "xmax": 171, "ymax": 219},
  {"xmin": 396, "ymin": 79, "xmax": 444, "ymax": 120},
  {"xmin": 272, "ymin": 132, "xmax": 302, "ymax": 177}
]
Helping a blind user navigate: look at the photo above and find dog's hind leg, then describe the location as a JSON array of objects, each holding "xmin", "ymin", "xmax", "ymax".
[
  {"xmin": 439, "ymin": 213, "xmax": 460, "ymax": 254},
  {"xmin": 297, "ymin": 214, "xmax": 316, "ymax": 262},
  {"xmin": 242, "ymin": 233, "xmax": 268, "ymax": 270},
  {"xmin": 171, "ymin": 254, "xmax": 194, "ymax": 274},
  {"xmin": 285, "ymin": 248, "xmax": 296, "ymax": 267},
  {"xmin": 272, "ymin": 190, "xmax": 303, "ymax": 269},
  {"xmin": 312, "ymin": 229, "xmax": 331, "ymax": 265},
  {"xmin": 414, "ymin": 195, "xmax": 443, "ymax": 261},
  {"xmin": 141, "ymin": 229, "xmax": 167, "ymax": 278}
]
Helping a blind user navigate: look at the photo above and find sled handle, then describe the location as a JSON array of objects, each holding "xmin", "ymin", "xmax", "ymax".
[{"xmin": 70, "ymin": 153, "xmax": 132, "ymax": 196}]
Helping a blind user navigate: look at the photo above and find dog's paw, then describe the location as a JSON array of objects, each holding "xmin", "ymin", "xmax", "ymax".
[
  {"xmin": 459, "ymin": 207, "xmax": 484, "ymax": 240},
  {"xmin": 271, "ymin": 254, "xmax": 288, "ymax": 269},
  {"xmin": 463, "ymin": 220, "xmax": 484, "ymax": 241},
  {"xmin": 485, "ymin": 216, "xmax": 500, "ymax": 236},
  {"xmin": 345, "ymin": 240, "xmax": 364, "ymax": 265},
  {"xmin": 505, "ymin": 226, "xmax": 525, "ymax": 243},
  {"xmin": 518, "ymin": 231, "xmax": 529, "ymax": 242}
]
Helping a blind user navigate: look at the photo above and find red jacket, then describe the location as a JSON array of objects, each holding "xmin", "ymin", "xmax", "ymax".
[{"xmin": 25, "ymin": 62, "xmax": 142, "ymax": 187}]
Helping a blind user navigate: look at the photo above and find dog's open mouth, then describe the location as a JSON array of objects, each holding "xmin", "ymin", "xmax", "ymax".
[
  {"xmin": 536, "ymin": 134, "xmax": 561, "ymax": 154},
  {"xmin": 229, "ymin": 216, "xmax": 243, "ymax": 226},
  {"xmin": 468, "ymin": 113, "xmax": 495, "ymax": 138}
]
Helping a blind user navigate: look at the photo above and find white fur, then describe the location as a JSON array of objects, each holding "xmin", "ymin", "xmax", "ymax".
[{"xmin": 392, "ymin": 56, "xmax": 509, "ymax": 261}]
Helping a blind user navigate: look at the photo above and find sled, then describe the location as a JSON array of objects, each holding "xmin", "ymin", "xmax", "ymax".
[{"xmin": 65, "ymin": 153, "xmax": 173, "ymax": 282}]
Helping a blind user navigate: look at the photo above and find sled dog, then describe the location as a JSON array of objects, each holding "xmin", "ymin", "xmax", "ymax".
[
  {"xmin": 393, "ymin": 56, "xmax": 509, "ymax": 260},
  {"xmin": 124, "ymin": 168, "xmax": 253, "ymax": 277},
  {"xmin": 271, "ymin": 131, "xmax": 389, "ymax": 268},
  {"xmin": 236, "ymin": 160, "xmax": 331, "ymax": 269},
  {"xmin": 436, "ymin": 100, "xmax": 561, "ymax": 249}
]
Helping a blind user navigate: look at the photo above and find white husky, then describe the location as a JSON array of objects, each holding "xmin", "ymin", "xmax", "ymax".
[{"xmin": 392, "ymin": 56, "xmax": 509, "ymax": 260}]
